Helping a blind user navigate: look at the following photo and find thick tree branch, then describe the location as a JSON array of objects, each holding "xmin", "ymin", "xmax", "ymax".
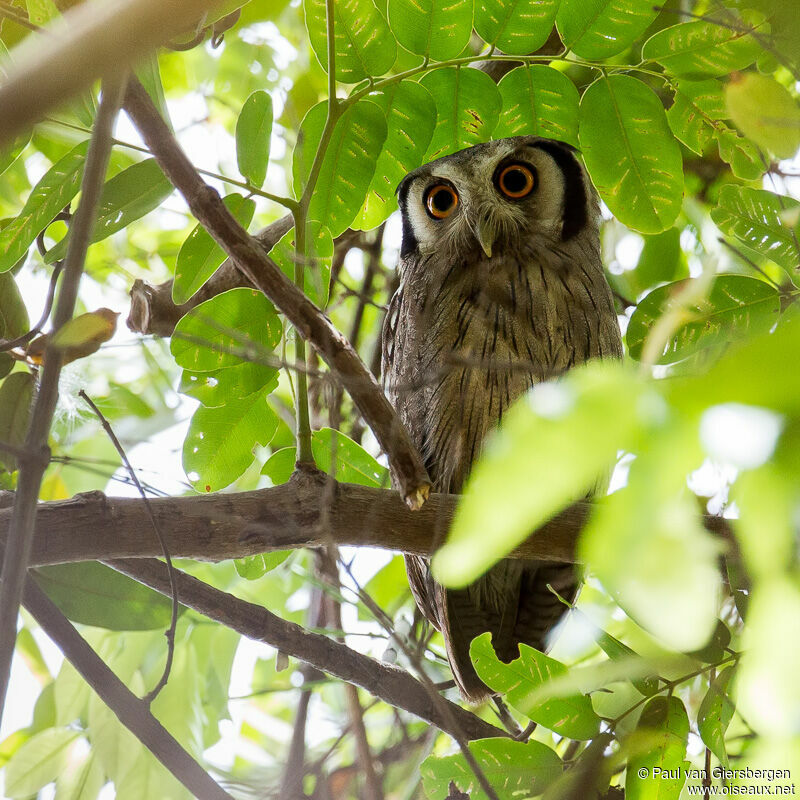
[
  {"xmin": 22, "ymin": 576, "xmax": 235, "ymax": 800},
  {"xmin": 106, "ymin": 557, "xmax": 505, "ymax": 742},
  {"xmin": 121, "ymin": 78, "xmax": 431, "ymax": 509}
]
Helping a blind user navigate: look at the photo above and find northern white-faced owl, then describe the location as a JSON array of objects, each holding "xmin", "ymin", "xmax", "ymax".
[{"xmin": 381, "ymin": 136, "xmax": 623, "ymax": 702}]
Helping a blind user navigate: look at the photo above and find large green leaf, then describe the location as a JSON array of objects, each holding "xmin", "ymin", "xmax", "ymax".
[
  {"xmin": 626, "ymin": 275, "xmax": 780, "ymax": 364},
  {"xmin": 475, "ymin": 0, "xmax": 558, "ymax": 54},
  {"xmin": 421, "ymin": 737, "xmax": 562, "ymax": 800},
  {"xmin": 183, "ymin": 386, "xmax": 278, "ymax": 491},
  {"xmin": 355, "ymin": 81, "xmax": 437, "ymax": 229},
  {"xmin": 304, "ymin": 0, "xmax": 397, "ymax": 82},
  {"xmin": 34, "ymin": 563, "xmax": 180, "ymax": 630},
  {"xmin": 432, "ymin": 363, "xmax": 647, "ymax": 587},
  {"xmin": 45, "ymin": 158, "xmax": 173, "ymax": 263},
  {"xmin": 667, "ymin": 79, "xmax": 764, "ymax": 180},
  {"xmin": 0, "ymin": 272, "xmax": 30, "ymax": 379},
  {"xmin": 268, "ymin": 220, "xmax": 334, "ymax": 307},
  {"xmin": 420, "ymin": 67, "xmax": 501, "ymax": 161},
  {"xmin": 556, "ymin": 0, "xmax": 659, "ymax": 59},
  {"xmin": 0, "ymin": 140, "xmax": 88, "ymax": 272},
  {"xmin": 387, "ymin": 0, "xmax": 473, "ymax": 60},
  {"xmin": 294, "ymin": 100, "xmax": 388, "ymax": 237},
  {"xmin": 312, "ymin": 427, "xmax": 388, "ymax": 487},
  {"xmin": 641, "ymin": 13, "xmax": 766, "ymax": 77},
  {"xmin": 4, "ymin": 728, "xmax": 80, "ymax": 799},
  {"xmin": 180, "ymin": 362, "xmax": 279, "ymax": 407},
  {"xmin": 495, "ymin": 65, "xmax": 579, "ymax": 146},
  {"xmin": 626, "ymin": 697, "xmax": 689, "ymax": 800},
  {"xmin": 697, "ymin": 666, "xmax": 736, "ymax": 767},
  {"xmin": 471, "ymin": 634, "xmax": 602, "ymax": 740},
  {"xmin": 171, "ymin": 287, "xmax": 283, "ymax": 371},
  {"xmin": 0, "ymin": 372, "xmax": 34, "ymax": 472},
  {"xmin": 579, "ymin": 75, "xmax": 683, "ymax": 235},
  {"xmin": 711, "ymin": 186, "xmax": 800, "ymax": 274},
  {"xmin": 236, "ymin": 90, "xmax": 273, "ymax": 187},
  {"xmin": 172, "ymin": 194, "xmax": 256, "ymax": 305}
]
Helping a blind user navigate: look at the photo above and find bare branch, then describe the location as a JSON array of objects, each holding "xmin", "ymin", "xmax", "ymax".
[{"xmin": 106, "ymin": 557, "xmax": 506, "ymax": 742}]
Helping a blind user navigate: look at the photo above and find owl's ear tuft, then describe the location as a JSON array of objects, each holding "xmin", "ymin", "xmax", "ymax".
[
  {"xmin": 396, "ymin": 175, "xmax": 420, "ymax": 259},
  {"xmin": 530, "ymin": 139, "xmax": 589, "ymax": 241}
]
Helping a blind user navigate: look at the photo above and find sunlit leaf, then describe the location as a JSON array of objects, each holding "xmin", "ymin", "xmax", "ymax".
[
  {"xmin": 387, "ymin": 0, "xmax": 472, "ymax": 60},
  {"xmin": 234, "ymin": 551, "xmax": 291, "ymax": 580},
  {"xmin": 305, "ymin": 0, "xmax": 397, "ymax": 82},
  {"xmin": 432, "ymin": 364, "xmax": 648, "ymax": 587},
  {"xmin": 475, "ymin": 0, "xmax": 558, "ymax": 54},
  {"xmin": 172, "ymin": 194, "xmax": 256, "ymax": 305},
  {"xmin": 26, "ymin": 308, "xmax": 118, "ymax": 366},
  {"xmin": 626, "ymin": 275, "xmax": 780, "ymax": 364},
  {"xmin": 236, "ymin": 90, "xmax": 273, "ymax": 187},
  {"xmin": 422, "ymin": 737, "xmax": 562, "ymax": 800},
  {"xmin": 580, "ymin": 75, "xmax": 683, "ymax": 235},
  {"xmin": 180, "ymin": 362, "xmax": 278, "ymax": 407},
  {"xmin": 312, "ymin": 427, "xmax": 388, "ymax": 487},
  {"xmin": 642, "ymin": 12, "xmax": 766, "ymax": 76},
  {"xmin": 183, "ymin": 386, "xmax": 278, "ymax": 491},
  {"xmin": 557, "ymin": 0, "xmax": 659, "ymax": 59},
  {"xmin": 33, "ymin": 563, "xmax": 180, "ymax": 630},
  {"xmin": 0, "ymin": 272, "xmax": 30, "ymax": 379},
  {"xmin": 420, "ymin": 67, "xmax": 501, "ymax": 161},
  {"xmin": 593, "ymin": 628, "xmax": 659, "ymax": 696},
  {"xmin": 267, "ymin": 220, "xmax": 334, "ymax": 307},
  {"xmin": 711, "ymin": 186, "xmax": 800, "ymax": 274},
  {"xmin": 471, "ymin": 634, "xmax": 601, "ymax": 739},
  {"xmin": 626, "ymin": 696, "xmax": 689, "ymax": 800},
  {"xmin": 698, "ymin": 666, "xmax": 736, "ymax": 767},
  {"xmin": 294, "ymin": 100, "xmax": 388, "ymax": 237},
  {"xmin": 0, "ymin": 372, "xmax": 34, "ymax": 472},
  {"xmin": 495, "ymin": 65, "xmax": 579, "ymax": 147},
  {"xmin": 171, "ymin": 287, "xmax": 282, "ymax": 372},
  {"xmin": 4, "ymin": 728, "xmax": 80, "ymax": 798},
  {"xmin": 0, "ymin": 140, "xmax": 88, "ymax": 273},
  {"xmin": 355, "ymin": 81, "xmax": 437, "ymax": 229}
]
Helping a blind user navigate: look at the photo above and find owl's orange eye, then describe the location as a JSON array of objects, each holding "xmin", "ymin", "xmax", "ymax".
[
  {"xmin": 425, "ymin": 184, "xmax": 459, "ymax": 219},
  {"xmin": 497, "ymin": 163, "xmax": 536, "ymax": 199}
]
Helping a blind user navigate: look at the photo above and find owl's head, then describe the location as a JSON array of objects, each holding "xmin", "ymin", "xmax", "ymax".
[{"xmin": 396, "ymin": 136, "xmax": 597, "ymax": 262}]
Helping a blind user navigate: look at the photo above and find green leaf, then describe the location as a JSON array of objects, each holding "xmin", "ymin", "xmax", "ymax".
[
  {"xmin": 34, "ymin": 563, "xmax": 180, "ymax": 630},
  {"xmin": 495, "ymin": 65, "xmax": 579, "ymax": 147},
  {"xmin": 641, "ymin": 13, "xmax": 766, "ymax": 77},
  {"xmin": 304, "ymin": 0, "xmax": 397, "ymax": 82},
  {"xmin": 432, "ymin": 364, "xmax": 647, "ymax": 587},
  {"xmin": 180, "ymin": 362, "xmax": 278, "ymax": 407},
  {"xmin": 387, "ymin": 0, "xmax": 473, "ymax": 60},
  {"xmin": 556, "ymin": 0, "xmax": 659, "ymax": 59},
  {"xmin": 268, "ymin": 221, "xmax": 334, "ymax": 307},
  {"xmin": 610, "ymin": 228, "xmax": 688, "ymax": 303},
  {"xmin": 261, "ymin": 446, "xmax": 296, "ymax": 485},
  {"xmin": 234, "ymin": 551, "xmax": 292, "ymax": 580},
  {"xmin": 471, "ymin": 634, "xmax": 602, "ymax": 739},
  {"xmin": 355, "ymin": 81, "xmax": 437, "ymax": 229},
  {"xmin": 626, "ymin": 696, "xmax": 689, "ymax": 800},
  {"xmin": 171, "ymin": 287, "xmax": 282, "ymax": 372},
  {"xmin": 0, "ymin": 140, "xmax": 88, "ymax": 273},
  {"xmin": 183, "ymin": 386, "xmax": 278, "ymax": 491},
  {"xmin": 4, "ymin": 728, "xmax": 79, "ymax": 798},
  {"xmin": 172, "ymin": 194, "xmax": 256, "ymax": 305},
  {"xmin": 421, "ymin": 737, "xmax": 562, "ymax": 800},
  {"xmin": 45, "ymin": 158, "xmax": 173, "ymax": 263},
  {"xmin": 358, "ymin": 556, "xmax": 411, "ymax": 621},
  {"xmin": 666, "ymin": 79, "xmax": 765, "ymax": 181},
  {"xmin": 726, "ymin": 73, "xmax": 800, "ymax": 160},
  {"xmin": 0, "ymin": 131, "xmax": 30, "ymax": 177},
  {"xmin": 0, "ymin": 372, "xmax": 35, "ymax": 472},
  {"xmin": 236, "ymin": 90, "xmax": 273, "ymax": 187},
  {"xmin": 697, "ymin": 666, "xmax": 736, "ymax": 767},
  {"xmin": 420, "ymin": 67, "xmax": 501, "ymax": 161},
  {"xmin": 55, "ymin": 751, "xmax": 105, "ymax": 800},
  {"xmin": 626, "ymin": 275, "xmax": 780, "ymax": 364},
  {"xmin": 312, "ymin": 427, "xmax": 388, "ymax": 486},
  {"xmin": 579, "ymin": 75, "xmax": 683, "ymax": 235},
  {"xmin": 593, "ymin": 628, "xmax": 659, "ymax": 696},
  {"xmin": 0, "ymin": 272, "xmax": 30, "ymax": 379},
  {"xmin": 711, "ymin": 186, "xmax": 800, "ymax": 273},
  {"xmin": 475, "ymin": 0, "xmax": 558, "ymax": 54},
  {"xmin": 294, "ymin": 100, "xmax": 388, "ymax": 238}
]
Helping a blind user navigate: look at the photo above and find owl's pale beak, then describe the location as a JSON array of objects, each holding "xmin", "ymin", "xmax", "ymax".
[{"xmin": 476, "ymin": 218, "xmax": 495, "ymax": 258}]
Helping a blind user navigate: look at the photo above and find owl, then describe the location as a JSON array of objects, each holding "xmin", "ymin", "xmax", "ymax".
[{"xmin": 381, "ymin": 136, "xmax": 623, "ymax": 703}]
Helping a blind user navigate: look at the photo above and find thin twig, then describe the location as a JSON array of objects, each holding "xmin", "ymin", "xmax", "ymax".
[
  {"xmin": 77, "ymin": 390, "xmax": 179, "ymax": 703},
  {"xmin": 0, "ymin": 75, "xmax": 125, "ymax": 726},
  {"xmin": 21, "ymin": 575, "xmax": 234, "ymax": 800}
]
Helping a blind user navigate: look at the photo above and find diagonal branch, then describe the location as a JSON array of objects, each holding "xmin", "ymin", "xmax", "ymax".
[
  {"xmin": 106, "ymin": 556, "xmax": 505, "ymax": 742},
  {"xmin": 121, "ymin": 78, "xmax": 431, "ymax": 509}
]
